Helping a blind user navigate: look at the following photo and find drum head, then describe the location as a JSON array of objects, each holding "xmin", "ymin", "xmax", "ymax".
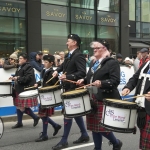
[
  {"xmin": 39, "ymin": 85, "xmax": 61, "ymax": 93},
  {"xmin": 19, "ymin": 90, "xmax": 38, "ymax": 97},
  {"xmin": 0, "ymin": 118, "xmax": 4, "ymax": 139},
  {"xmin": 104, "ymin": 99, "xmax": 137, "ymax": 108},
  {"xmin": 61, "ymin": 89, "xmax": 88, "ymax": 99}
]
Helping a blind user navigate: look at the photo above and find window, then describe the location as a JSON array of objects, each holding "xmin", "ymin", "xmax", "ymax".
[
  {"xmin": 42, "ymin": 21, "xmax": 69, "ymax": 54},
  {"xmin": 97, "ymin": 0, "xmax": 119, "ymax": 12},
  {"xmin": 41, "ymin": 0, "xmax": 69, "ymax": 6},
  {"xmin": 142, "ymin": 0, "xmax": 150, "ymax": 22},
  {"xmin": 71, "ymin": 0, "xmax": 94, "ymax": 9},
  {"xmin": 129, "ymin": 0, "xmax": 135, "ymax": 21}
]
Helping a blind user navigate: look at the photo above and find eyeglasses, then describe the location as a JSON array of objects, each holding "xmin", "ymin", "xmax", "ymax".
[
  {"xmin": 91, "ymin": 47, "xmax": 104, "ymax": 50},
  {"xmin": 9, "ymin": 58, "xmax": 14, "ymax": 60}
]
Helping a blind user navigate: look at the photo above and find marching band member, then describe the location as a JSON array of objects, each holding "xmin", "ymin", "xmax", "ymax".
[
  {"xmin": 34, "ymin": 54, "xmax": 61, "ymax": 142},
  {"xmin": 10, "ymin": 53, "xmax": 40, "ymax": 129},
  {"xmin": 52, "ymin": 34, "xmax": 89, "ymax": 150},
  {"xmin": 122, "ymin": 60, "xmax": 150, "ymax": 150},
  {"xmin": 77, "ymin": 40, "xmax": 123, "ymax": 150}
]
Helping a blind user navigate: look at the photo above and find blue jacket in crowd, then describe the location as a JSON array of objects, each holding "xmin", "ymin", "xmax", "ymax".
[{"xmin": 29, "ymin": 52, "xmax": 44, "ymax": 72}]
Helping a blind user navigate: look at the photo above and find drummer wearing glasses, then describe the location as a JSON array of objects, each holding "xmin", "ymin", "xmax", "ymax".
[
  {"xmin": 9, "ymin": 53, "xmax": 40, "ymax": 129},
  {"xmin": 77, "ymin": 40, "xmax": 122, "ymax": 150},
  {"xmin": 52, "ymin": 34, "xmax": 89, "ymax": 150}
]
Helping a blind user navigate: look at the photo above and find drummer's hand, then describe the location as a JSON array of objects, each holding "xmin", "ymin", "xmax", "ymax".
[
  {"xmin": 52, "ymin": 71, "xmax": 58, "ymax": 77},
  {"xmin": 145, "ymin": 92, "xmax": 150, "ymax": 101},
  {"xmin": 92, "ymin": 80, "xmax": 101, "ymax": 88},
  {"xmin": 34, "ymin": 84, "xmax": 38, "ymax": 88},
  {"xmin": 13, "ymin": 76, "xmax": 18, "ymax": 81},
  {"xmin": 76, "ymin": 79, "xmax": 84, "ymax": 85},
  {"xmin": 121, "ymin": 88, "xmax": 130, "ymax": 96},
  {"xmin": 59, "ymin": 74, "xmax": 66, "ymax": 81},
  {"xmin": 9, "ymin": 76, "xmax": 13, "ymax": 80}
]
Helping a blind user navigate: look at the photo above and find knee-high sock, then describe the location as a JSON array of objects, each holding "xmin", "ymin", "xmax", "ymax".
[
  {"xmin": 17, "ymin": 109, "xmax": 23, "ymax": 124},
  {"xmin": 59, "ymin": 118, "xmax": 72, "ymax": 143},
  {"xmin": 48, "ymin": 117, "xmax": 58, "ymax": 128},
  {"xmin": 24, "ymin": 108, "xmax": 38, "ymax": 119},
  {"xmin": 101, "ymin": 132, "xmax": 119, "ymax": 145},
  {"xmin": 41, "ymin": 117, "xmax": 48, "ymax": 136},
  {"xmin": 74, "ymin": 116, "xmax": 88, "ymax": 137},
  {"xmin": 92, "ymin": 132, "xmax": 102, "ymax": 150}
]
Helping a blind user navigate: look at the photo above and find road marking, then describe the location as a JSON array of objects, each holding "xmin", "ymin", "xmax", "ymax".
[{"xmin": 62, "ymin": 142, "xmax": 94, "ymax": 150}]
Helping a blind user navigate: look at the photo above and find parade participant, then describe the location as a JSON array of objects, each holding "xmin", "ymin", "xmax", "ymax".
[
  {"xmin": 10, "ymin": 53, "xmax": 40, "ymax": 129},
  {"xmin": 52, "ymin": 34, "xmax": 89, "ymax": 150},
  {"xmin": 122, "ymin": 60, "xmax": 150, "ymax": 150},
  {"xmin": 77, "ymin": 40, "xmax": 123, "ymax": 150},
  {"xmin": 34, "ymin": 54, "xmax": 61, "ymax": 142}
]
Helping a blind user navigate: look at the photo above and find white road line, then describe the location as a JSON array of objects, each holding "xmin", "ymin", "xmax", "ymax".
[{"xmin": 62, "ymin": 142, "xmax": 94, "ymax": 150}]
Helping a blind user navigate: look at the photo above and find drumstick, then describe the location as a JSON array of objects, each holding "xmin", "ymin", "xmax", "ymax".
[
  {"xmin": 123, "ymin": 94, "xmax": 146, "ymax": 100},
  {"xmin": 54, "ymin": 72, "xmax": 67, "ymax": 85},
  {"xmin": 76, "ymin": 83, "xmax": 94, "ymax": 90},
  {"xmin": 46, "ymin": 76, "xmax": 55, "ymax": 84},
  {"xmin": 24, "ymin": 86, "xmax": 35, "ymax": 90},
  {"xmin": 64, "ymin": 79, "xmax": 77, "ymax": 84}
]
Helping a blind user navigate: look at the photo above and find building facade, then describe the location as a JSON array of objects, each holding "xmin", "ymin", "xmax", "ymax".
[{"xmin": 0, "ymin": 0, "xmax": 135, "ymax": 58}]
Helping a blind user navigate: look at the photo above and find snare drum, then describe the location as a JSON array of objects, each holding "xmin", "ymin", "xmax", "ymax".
[
  {"xmin": 61, "ymin": 89, "xmax": 91, "ymax": 118},
  {"xmin": 100, "ymin": 99, "xmax": 138, "ymax": 133},
  {"xmin": 0, "ymin": 82, "xmax": 12, "ymax": 97},
  {"xmin": 38, "ymin": 85, "xmax": 62, "ymax": 107},
  {"xmin": 16, "ymin": 90, "xmax": 38, "ymax": 108}
]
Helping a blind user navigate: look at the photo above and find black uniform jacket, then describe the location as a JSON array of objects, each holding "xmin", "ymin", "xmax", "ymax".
[
  {"xmin": 85, "ymin": 57, "xmax": 121, "ymax": 101},
  {"xmin": 14, "ymin": 62, "xmax": 36, "ymax": 94},
  {"xmin": 56, "ymin": 48, "xmax": 86, "ymax": 91},
  {"xmin": 123, "ymin": 62, "xmax": 150, "ymax": 115},
  {"xmin": 37, "ymin": 68, "xmax": 59, "ymax": 87}
]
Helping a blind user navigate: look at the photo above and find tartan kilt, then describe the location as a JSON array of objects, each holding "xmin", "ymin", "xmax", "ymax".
[
  {"xmin": 13, "ymin": 93, "xmax": 38, "ymax": 108},
  {"xmin": 86, "ymin": 100, "xmax": 109, "ymax": 132},
  {"xmin": 140, "ymin": 114, "xmax": 150, "ymax": 150},
  {"xmin": 38, "ymin": 106, "xmax": 54, "ymax": 117}
]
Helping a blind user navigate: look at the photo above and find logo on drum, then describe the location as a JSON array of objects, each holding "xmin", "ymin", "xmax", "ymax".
[
  {"xmin": 65, "ymin": 101, "xmax": 81, "ymax": 109},
  {"xmin": 106, "ymin": 109, "xmax": 126, "ymax": 122},
  {"xmin": 40, "ymin": 95, "xmax": 52, "ymax": 101}
]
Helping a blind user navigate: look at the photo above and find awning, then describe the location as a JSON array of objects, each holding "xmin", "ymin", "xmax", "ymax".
[{"xmin": 129, "ymin": 42, "xmax": 149, "ymax": 48}]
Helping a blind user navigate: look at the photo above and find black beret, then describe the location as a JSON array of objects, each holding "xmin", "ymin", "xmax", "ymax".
[
  {"xmin": 140, "ymin": 48, "xmax": 149, "ymax": 53},
  {"xmin": 116, "ymin": 53, "xmax": 123, "ymax": 59},
  {"xmin": 68, "ymin": 34, "xmax": 81, "ymax": 45},
  {"xmin": 43, "ymin": 54, "xmax": 55, "ymax": 62},
  {"xmin": 37, "ymin": 51, "xmax": 43, "ymax": 55},
  {"xmin": 99, "ymin": 39, "xmax": 109, "ymax": 50}
]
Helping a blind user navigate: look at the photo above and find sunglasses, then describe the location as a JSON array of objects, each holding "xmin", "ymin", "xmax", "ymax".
[{"xmin": 9, "ymin": 58, "xmax": 14, "ymax": 60}]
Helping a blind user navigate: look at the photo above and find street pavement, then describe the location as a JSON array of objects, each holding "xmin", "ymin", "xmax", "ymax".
[{"xmin": 0, "ymin": 115, "xmax": 140, "ymax": 150}]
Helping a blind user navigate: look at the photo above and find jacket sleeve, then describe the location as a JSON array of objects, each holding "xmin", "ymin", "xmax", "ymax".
[
  {"xmin": 66, "ymin": 54, "xmax": 86, "ymax": 80},
  {"xmin": 100, "ymin": 60, "xmax": 120, "ymax": 89},
  {"xmin": 3, "ymin": 61, "xmax": 16, "ymax": 70},
  {"xmin": 30, "ymin": 61, "xmax": 44, "ymax": 72},
  {"xmin": 17, "ymin": 65, "xmax": 35, "ymax": 84}
]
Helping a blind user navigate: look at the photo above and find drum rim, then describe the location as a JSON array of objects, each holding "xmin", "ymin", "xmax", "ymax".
[
  {"xmin": 40, "ymin": 102, "xmax": 62, "ymax": 108},
  {"xmin": 61, "ymin": 89, "xmax": 89, "ymax": 99},
  {"xmin": 99, "ymin": 122, "xmax": 135, "ymax": 133},
  {"xmin": 19, "ymin": 90, "xmax": 38, "ymax": 97},
  {"xmin": 39, "ymin": 85, "xmax": 61, "ymax": 93}
]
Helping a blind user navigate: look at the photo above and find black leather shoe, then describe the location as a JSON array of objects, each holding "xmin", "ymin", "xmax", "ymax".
[
  {"xmin": 52, "ymin": 142, "xmax": 68, "ymax": 150},
  {"xmin": 33, "ymin": 117, "xmax": 40, "ymax": 127},
  {"xmin": 12, "ymin": 123, "xmax": 23, "ymax": 129},
  {"xmin": 53, "ymin": 125, "xmax": 62, "ymax": 136},
  {"xmin": 35, "ymin": 133, "xmax": 48, "ymax": 142},
  {"xmin": 73, "ymin": 136, "xmax": 90, "ymax": 144},
  {"xmin": 113, "ymin": 139, "xmax": 123, "ymax": 150}
]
